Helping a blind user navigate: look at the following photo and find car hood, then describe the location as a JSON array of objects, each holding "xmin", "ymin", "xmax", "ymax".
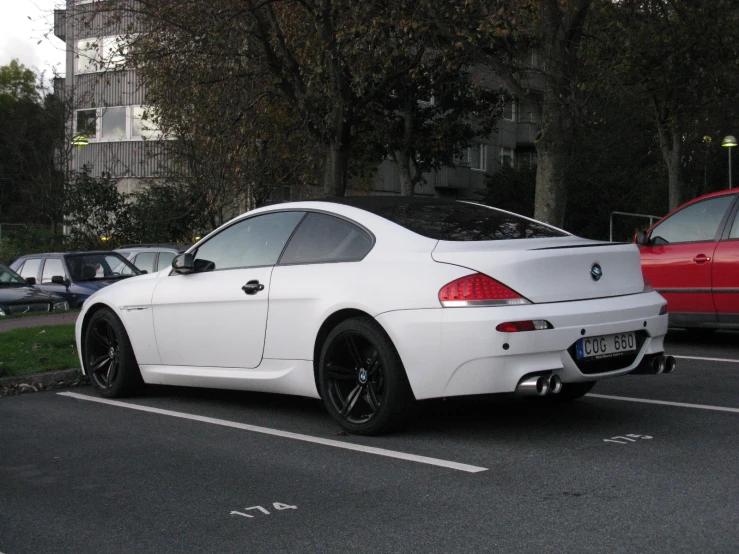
[{"xmin": 0, "ymin": 285, "xmax": 60, "ymax": 304}]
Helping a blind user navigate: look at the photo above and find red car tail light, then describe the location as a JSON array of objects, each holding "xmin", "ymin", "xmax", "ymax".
[
  {"xmin": 496, "ymin": 320, "xmax": 553, "ymax": 332},
  {"xmin": 439, "ymin": 273, "xmax": 531, "ymax": 307}
]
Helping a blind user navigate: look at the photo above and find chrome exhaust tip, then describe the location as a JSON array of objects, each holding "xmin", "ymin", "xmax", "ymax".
[
  {"xmin": 664, "ymin": 356, "xmax": 676, "ymax": 374},
  {"xmin": 549, "ymin": 374, "xmax": 562, "ymax": 394},
  {"xmin": 516, "ymin": 375, "xmax": 551, "ymax": 396}
]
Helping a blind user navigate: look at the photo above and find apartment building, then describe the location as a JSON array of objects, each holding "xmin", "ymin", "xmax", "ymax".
[
  {"xmin": 54, "ymin": 1, "xmax": 541, "ymax": 201},
  {"xmin": 54, "ymin": 0, "xmax": 169, "ymax": 195}
]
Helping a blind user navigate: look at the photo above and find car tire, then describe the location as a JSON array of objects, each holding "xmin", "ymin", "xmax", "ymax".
[
  {"xmin": 318, "ymin": 317, "xmax": 414, "ymax": 436},
  {"xmin": 545, "ymin": 381, "xmax": 597, "ymax": 402},
  {"xmin": 84, "ymin": 308, "xmax": 143, "ymax": 398}
]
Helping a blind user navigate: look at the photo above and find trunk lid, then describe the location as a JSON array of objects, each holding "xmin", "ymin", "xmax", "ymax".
[{"xmin": 432, "ymin": 237, "xmax": 645, "ymax": 303}]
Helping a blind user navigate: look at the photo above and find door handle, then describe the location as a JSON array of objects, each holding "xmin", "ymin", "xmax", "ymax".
[
  {"xmin": 241, "ymin": 280, "xmax": 265, "ymax": 295},
  {"xmin": 692, "ymin": 254, "xmax": 711, "ymax": 264}
]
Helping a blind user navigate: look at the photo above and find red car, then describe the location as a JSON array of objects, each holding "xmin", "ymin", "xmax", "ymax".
[{"xmin": 636, "ymin": 189, "xmax": 739, "ymax": 331}]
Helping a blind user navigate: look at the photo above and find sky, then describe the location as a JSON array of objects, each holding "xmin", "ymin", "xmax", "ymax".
[{"xmin": 0, "ymin": 0, "xmax": 66, "ymax": 81}]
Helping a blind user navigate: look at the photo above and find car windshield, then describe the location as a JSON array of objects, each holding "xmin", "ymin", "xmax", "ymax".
[
  {"xmin": 65, "ymin": 253, "xmax": 141, "ymax": 281},
  {"xmin": 0, "ymin": 263, "xmax": 28, "ymax": 286}
]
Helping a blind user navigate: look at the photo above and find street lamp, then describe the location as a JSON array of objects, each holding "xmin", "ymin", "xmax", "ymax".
[{"xmin": 723, "ymin": 135, "xmax": 737, "ymax": 189}]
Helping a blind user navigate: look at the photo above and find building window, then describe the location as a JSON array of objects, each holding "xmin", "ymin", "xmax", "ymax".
[
  {"xmin": 76, "ymin": 39, "xmax": 99, "ymax": 73},
  {"xmin": 132, "ymin": 106, "xmax": 160, "ymax": 139},
  {"xmin": 74, "ymin": 105, "xmax": 160, "ymax": 142},
  {"xmin": 101, "ymin": 107, "xmax": 126, "ymax": 139},
  {"xmin": 517, "ymin": 151, "xmax": 537, "ymax": 170},
  {"xmin": 468, "ymin": 143, "xmax": 487, "ymax": 171},
  {"xmin": 76, "ymin": 109, "xmax": 97, "ymax": 139},
  {"xmin": 500, "ymin": 147, "xmax": 514, "ymax": 168},
  {"xmin": 75, "ymin": 35, "xmax": 129, "ymax": 74},
  {"xmin": 502, "ymin": 99, "xmax": 517, "ymax": 121},
  {"xmin": 518, "ymin": 111, "xmax": 539, "ymax": 124}
]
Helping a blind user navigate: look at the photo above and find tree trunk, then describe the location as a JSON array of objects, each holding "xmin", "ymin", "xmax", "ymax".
[
  {"xmin": 533, "ymin": 91, "xmax": 573, "ymax": 228},
  {"xmin": 323, "ymin": 108, "xmax": 352, "ymax": 197},
  {"xmin": 398, "ymin": 152, "xmax": 415, "ymax": 196},
  {"xmin": 655, "ymin": 114, "xmax": 685, "ymax": 211}
]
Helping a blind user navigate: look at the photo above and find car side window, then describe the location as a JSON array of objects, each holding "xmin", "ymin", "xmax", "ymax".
[
  {"xmin": 649, "ymin": 196, "xmax": 735, "ymax": 245},
  {"xmin": 729, "ymin": 208, "xmax": 739, "ymax": 240},
  {"xmin": 194, "ymin": 211, "xmax": 305, "ymax": 271},
  {"xmin": 18, "ymin": 258, "xmax": 42, "ymax": 280},
  {"xmin": 280, "ymin": 213, "xmax": 373, "ymax": 265},
  {"xmin": 41, "ymin": 258, "xmax": 65, "ymax": 283},
  {"xmin": 133, "ymin": 252, "xmax": 157, "ymax": 274},
  {"xmin": 157, "ymin": 252, "xmax": 176, "ymax": 271}
]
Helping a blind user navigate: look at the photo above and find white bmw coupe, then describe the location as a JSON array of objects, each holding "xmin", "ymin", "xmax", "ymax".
[{"xmin": 75, "ymin": 198, "xmax": 673, "ymax": 434}]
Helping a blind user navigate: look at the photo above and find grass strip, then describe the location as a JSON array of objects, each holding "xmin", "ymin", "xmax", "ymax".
[{"xmin": 0, "ymin": 324, "xmax": 79, "ymax": 378}]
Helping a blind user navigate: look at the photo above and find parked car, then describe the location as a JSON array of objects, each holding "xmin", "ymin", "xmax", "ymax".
[
  {"xmin": 0, "ymin": 262, "xmax": 69, "ymax": 316},
  {"xmin": 115, "ymin": 244, "xmax": 185, "ymax": 274},
  {"xmin": 636, "ymin": 189, "xmax": 739, "ymax": 331},
  {"xmin": 75, "ymin": 198, "xmax": 671, "ymax": 435},
  {"xmin": 10, "ymin": 251, "xmax": 142, "ymax": 309}
]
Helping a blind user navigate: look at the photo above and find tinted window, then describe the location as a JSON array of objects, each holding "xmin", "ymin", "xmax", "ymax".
[
  {"xmin": 650, "ymin": 196, "xmax": 735, "ymax": 245},
  {"xmin": 280, "ymin": 213, "xmax": 373, "ymax": 264},
  {"xmin": 19, "ymin": 258, "xmax": 41, "ymax": 280},
  {"xmin": 41, "ymin": 258, "xmax": 65, "ymax": 283},
  {"xmin": 339, "ymin": 199, "xmax": 566, "ymax": 241},
  {"xmin": 194, "ymin": 211, "xmax": 305, "ymax": 271},
  {"xmin": 133, "ymin": 252, "xmax": 157, "ymax": 273},
  {"xmin": 157, "ymin": 252, "xmax": 176, "ymax": 270}
]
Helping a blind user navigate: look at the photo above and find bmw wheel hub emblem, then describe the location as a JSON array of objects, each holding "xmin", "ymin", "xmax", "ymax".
[
  {"xmin": 358, "ymin": 369, "xmax": 368, "ymax": 384},
  {"xmin": 590, "ymin": 263, "xmax": 603, "ymax": 281}
]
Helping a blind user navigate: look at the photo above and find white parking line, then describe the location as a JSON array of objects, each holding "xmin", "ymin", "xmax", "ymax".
[
  {"xmin": 588, "ymin": 394, "xmax": 739, "ymax": 414},
  {"xmin": 58, "ymin": 392, "xmax": 488, "ymax": 473},
  {"xmin": 672, "ymin": 355, "xmax": 739, "ymax": 364}
]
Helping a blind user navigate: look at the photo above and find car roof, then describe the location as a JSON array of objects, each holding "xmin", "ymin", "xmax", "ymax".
[
  {"xmin": 16, "ymin": 251, "xmax": 126, "ymax": 258},
  {"xmin": 117, "ymin": 244, "xmax": 183, "ymax": 250}
]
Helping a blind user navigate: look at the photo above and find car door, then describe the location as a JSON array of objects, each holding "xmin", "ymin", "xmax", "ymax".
[
  {"xmin": 39, "ymin": 257, "xmax": 73, "ymax": 304},
  {"xmin": 151, "ymin": 211, "xmax": 305, "ymax": 369},
  {"xmin": 16, "ymin": 258, "xmax": 43, "ymax": 284},
  {"xmin": 712, "ymin": 195, "xmax": 739, "ymax": 323},
  {"xmin": 639, "ymin": 194, "xmax": 736, "ymax": 326}
]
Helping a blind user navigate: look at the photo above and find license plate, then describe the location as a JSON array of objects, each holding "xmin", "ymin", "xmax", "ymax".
[{"xmin": 576, "ymin": 332, "xmax": 636, "ymax": 360}]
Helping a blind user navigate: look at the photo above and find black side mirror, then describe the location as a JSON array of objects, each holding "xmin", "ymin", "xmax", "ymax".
[
  {"xmin": 172, "ymin": 253, "xmax": 195, "ymax": 274},
  {"xmin": 25, "ymin": 277, "xmax": 36, "ymax": 285},
  {"xmin": 635, "ymin": 231, "xmax": 648, "ymax": 246},
  {"xmin": 51, "ymin": 275, "xmax": 65, "ymax": 285},
  {"xmin": 140, "ymin": 270, "xmax": 148, "ymax": 274}
]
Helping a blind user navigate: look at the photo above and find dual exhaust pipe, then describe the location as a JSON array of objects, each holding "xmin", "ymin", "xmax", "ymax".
[
  {"xmin": 516, "ymin": 374, "xmax": 562, "ymax": 397},
  {"xmin": 516, "ymin": 354, "xmax": 676, "ymax": 396},
  {"xmin": 647, "ymin": 354, "xmax": 676, "ymax": 375}
]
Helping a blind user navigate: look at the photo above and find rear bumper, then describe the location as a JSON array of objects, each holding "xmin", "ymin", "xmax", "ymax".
[{"xmin": 376, "ymin": 291, "xmax": 668, "ymax": 400}]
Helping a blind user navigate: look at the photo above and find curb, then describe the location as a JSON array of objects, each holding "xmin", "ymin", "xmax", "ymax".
[{"xmin": 0, "ymin": 368, "xmax": 88, "ymax": 396}]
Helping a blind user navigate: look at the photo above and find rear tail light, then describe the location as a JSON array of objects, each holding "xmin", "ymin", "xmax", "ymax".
[
  {"xmin": 643, "ymin": 276, "xmax": 653, "ymax": 292},
  {"xmin": 496, "ymin": 320, "xmax": 553, "ymax": 332},
  {"xmin": 439, "ymin": 273, "xmax": 531, "ymax": 307}
]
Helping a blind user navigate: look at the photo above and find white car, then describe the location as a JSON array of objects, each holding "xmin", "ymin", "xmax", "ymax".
[{"xmin": 75, "ymin": 198, "xmax": 673, "ymax": 435}]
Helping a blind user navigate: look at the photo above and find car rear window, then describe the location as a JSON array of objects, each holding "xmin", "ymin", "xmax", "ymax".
[{"xmin": 345, "ymin": 199, "xmax": 567, "ymax": 241}]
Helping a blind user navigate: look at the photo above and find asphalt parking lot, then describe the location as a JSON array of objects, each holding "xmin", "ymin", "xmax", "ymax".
[{"xmin": 2, "ymin": 331, "xmax": 737, "ymax": 553}]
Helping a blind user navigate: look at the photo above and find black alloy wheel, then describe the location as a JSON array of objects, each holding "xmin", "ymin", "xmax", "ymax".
[
  {"xmin": 85, "ymin": 309, "xmax": 143, "ymax": 397},
  {"xmin": 318, "ymin": 317, "xmax": 414, "ymax": 435}
]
